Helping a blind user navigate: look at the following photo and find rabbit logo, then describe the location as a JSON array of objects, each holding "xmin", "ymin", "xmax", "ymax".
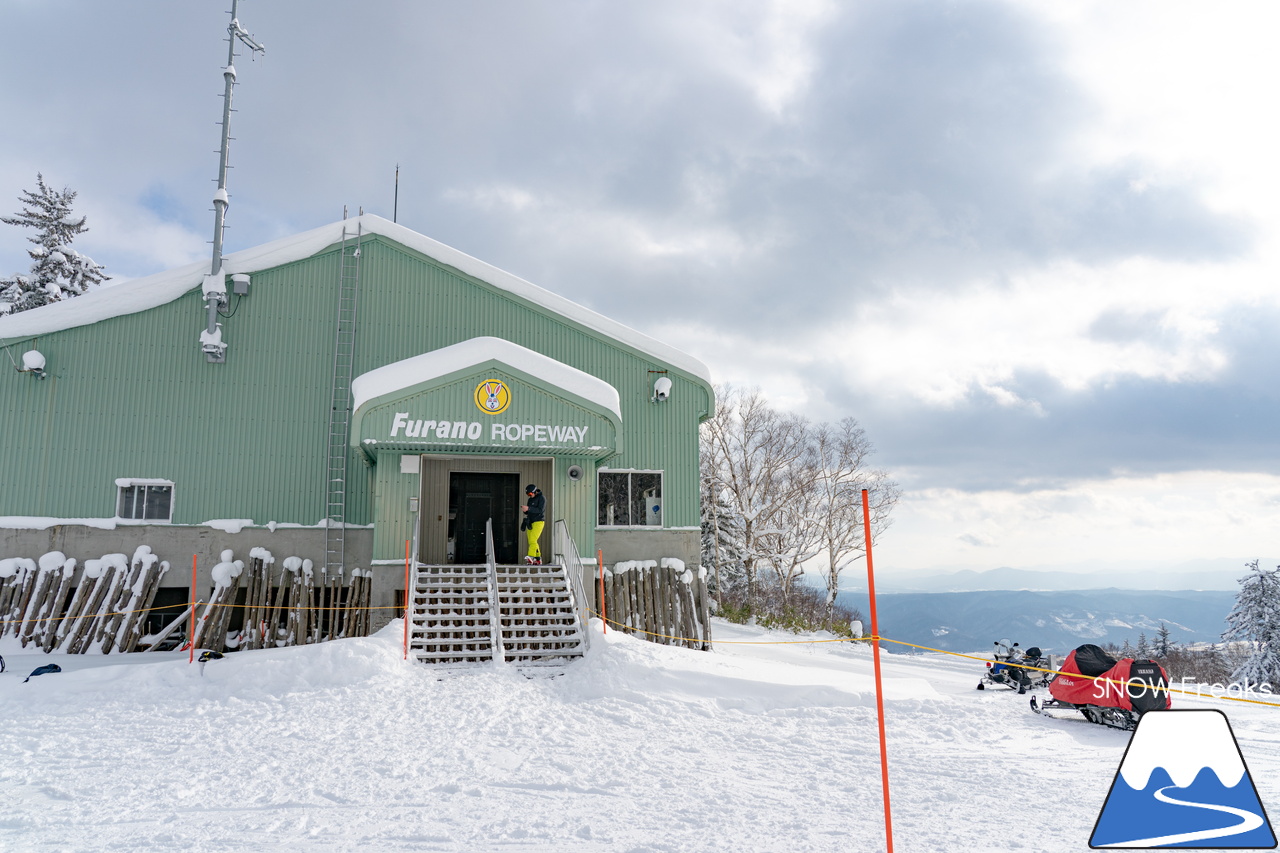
[{"xmin": 473, "ymin": 379, "xmax": 511, "ymax": 415}]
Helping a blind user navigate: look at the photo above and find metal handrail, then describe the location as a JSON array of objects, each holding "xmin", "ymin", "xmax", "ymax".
[
  {"xmin": 553, "ymin": 519, "xmax": 592, "ymax": 651},
  {"xmin": 484, "ymin": 519, "xmax": 506, "ymax": 662}
]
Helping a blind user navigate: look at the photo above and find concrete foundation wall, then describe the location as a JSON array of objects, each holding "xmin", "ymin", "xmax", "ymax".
[{"xmin": 594, "ymin": 528, "xmax": 701, "ymax": 569}]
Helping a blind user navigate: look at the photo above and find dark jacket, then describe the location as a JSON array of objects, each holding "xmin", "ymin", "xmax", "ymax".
[{"xmin": 523, "ymin": 491, "xmax": 545, "ymax": 525}]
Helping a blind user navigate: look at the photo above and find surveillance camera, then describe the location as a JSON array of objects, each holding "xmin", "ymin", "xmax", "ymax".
[{"xmin": 653, "ymin": 376, "xmax": 672, "ymax": 402}]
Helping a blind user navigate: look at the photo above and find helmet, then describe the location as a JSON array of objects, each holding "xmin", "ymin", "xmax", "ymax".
[{"xmin": 525, "ymin": 484, "xmax": 537, "ymax": 494}]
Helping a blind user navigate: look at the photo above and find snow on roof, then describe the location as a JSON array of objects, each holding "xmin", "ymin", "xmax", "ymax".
[
  {"xmin": 351, "ymin": 336, "xmax": 622, "ymax": 421},
  {"xmin": 0, "ymin": 214, "xmax": 712, "ymax": 384}
]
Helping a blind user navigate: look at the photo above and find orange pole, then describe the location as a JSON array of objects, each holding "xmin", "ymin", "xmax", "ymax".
[
  {"xmin": 403, "ymin": 539, "xmax": 411, "ymax": 661},
  {"xmin": 597, "ymin": 549, "xmax": 606, "ymax": 634},
  {"xmin": 863, "ymin": 489, "xmax": 894, "ymax": 853},
  {"xmin": 189, "ymin": 555, "xmax": 197, "ymax": 664}
]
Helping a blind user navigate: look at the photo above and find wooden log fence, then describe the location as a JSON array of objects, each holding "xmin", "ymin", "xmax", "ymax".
[
  {"xmin": 600, "ymin": 559, "xmax": 712, "ymax": 650},
  {"xmin": 0, "ymin": 545, "xmax": 375, "ymax": 657}
]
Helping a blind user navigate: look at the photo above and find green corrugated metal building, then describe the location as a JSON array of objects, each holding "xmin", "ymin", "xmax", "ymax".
[{"xmin": 0, "ymin": 215, "xmax": 713, "ymax": 621}]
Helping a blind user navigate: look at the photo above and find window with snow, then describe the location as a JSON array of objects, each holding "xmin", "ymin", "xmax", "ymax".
[
  {"xmin": 116, "ymin": 481, "xmax": 174, "ymax": 522},
  {"xmin": 597, "ymin": 471, "xmax": 662, "ymax": 527}
]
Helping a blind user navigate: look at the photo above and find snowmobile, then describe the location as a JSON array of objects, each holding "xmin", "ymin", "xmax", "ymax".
[
  {"xmin": 1030, "ymin": 643, "xmax": 1169, "ymax": 731},
  {"xmin": 976, "ymin": 639, "xmax": 1053, "ymax": 693}
]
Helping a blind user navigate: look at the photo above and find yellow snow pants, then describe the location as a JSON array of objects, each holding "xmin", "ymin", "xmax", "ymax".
[{"xmin": 525, "ymin": 520, "xmax": 544, "ymax": 560}]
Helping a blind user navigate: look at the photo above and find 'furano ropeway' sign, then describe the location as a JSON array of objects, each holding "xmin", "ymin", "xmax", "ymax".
[{"xmin": 389, "ymin": 413, "xmax": 590, "ymax": 445}]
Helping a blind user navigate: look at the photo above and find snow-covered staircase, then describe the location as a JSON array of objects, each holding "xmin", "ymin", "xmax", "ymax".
[
  {"xmin": 493, "ymin": 562, "xmax": 587, "ymax": 665},
  {"xmin": 407, "ymin": 563, "xmax": 496, "ymax": 665},
  {"xmin": 408, "ymin": 561, "xmax": 587, "ymax": 667}
]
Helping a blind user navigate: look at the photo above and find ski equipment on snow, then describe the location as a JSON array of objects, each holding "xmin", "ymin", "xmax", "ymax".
[{"xmin": 23, "ymin": 663, "xmax": 62, "ymax": 682}]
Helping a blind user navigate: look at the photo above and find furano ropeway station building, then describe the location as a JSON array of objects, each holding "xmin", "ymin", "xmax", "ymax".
[{"xmin": 0, "ymin": 214, "xmax": 714, "ymax": 645}]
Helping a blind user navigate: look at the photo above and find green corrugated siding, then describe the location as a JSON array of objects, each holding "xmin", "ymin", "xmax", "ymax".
[
  {"xmin": 352, "ymin": 238, "xmax": 710, "ymax": 526},
  {"xmin": 0, "ymin": 234, "xmax": 712, "ymax": 535},
  {"xmin": 372, "ymin": 451, "xmax": 417, "ymax": 561}
]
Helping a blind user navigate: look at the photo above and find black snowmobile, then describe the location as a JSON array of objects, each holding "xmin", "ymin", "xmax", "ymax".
[{"xmin": 977, "ymin": 639, "xmax": 1054, "ymax": 694}]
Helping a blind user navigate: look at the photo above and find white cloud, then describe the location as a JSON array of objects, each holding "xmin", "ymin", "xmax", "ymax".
[
  {"xmin": 1022, "ymin": 0, "xmax": 1280, "ymax": 223},
  {"xmin": 446, "ymin": 181, "xmax": 762, "ymax": 267},
  {"xmin": 671, "ymin": 0, "xmax": 836, "ymax": 117},
  {"xmin": 76, "ymin": 199, "xmax": 207, "ymax": 277},
  {"xmin": 810, "ymin": 255, "xmax": 1268, "ymax": 409},
  {"xmin": 882, "ymin": 470, "xmax": 1280, "ymax": 571}
]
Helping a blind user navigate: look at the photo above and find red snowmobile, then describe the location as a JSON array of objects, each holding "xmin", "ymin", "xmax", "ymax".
[{"xmin": 1030, "ymin": 643, "xmax": 1170, "ymax": 731}]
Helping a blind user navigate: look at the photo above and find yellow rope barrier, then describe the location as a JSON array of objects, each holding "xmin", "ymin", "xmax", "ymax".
[
  {"xmin": 0, "ymin": 601, "xmax": 407, "ymax": 628},
  {"xmin": 588, "ymin": 608, "xmax": 1280, "ymax": 710},
  {"xmin": 6, "ymin": 596, "xmax": 1278, "ymax": 711}
]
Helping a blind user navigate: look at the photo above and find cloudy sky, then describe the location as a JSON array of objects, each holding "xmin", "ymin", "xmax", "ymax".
[{"xmin": 3, "ymin": 1, "xmax": 1278, "ymax": 580}]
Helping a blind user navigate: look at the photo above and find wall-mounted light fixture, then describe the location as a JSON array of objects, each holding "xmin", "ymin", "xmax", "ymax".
[
  {"xmin": 21, "ymin": 349, "xmax": 46, "ymax": 379},
  {"xmin": 201, "ymin": 273, "xmax": 228, "ymax": 362},
  {"xmin": 652, "ymin": 375, "xmax": 672, "ymax": 403}
]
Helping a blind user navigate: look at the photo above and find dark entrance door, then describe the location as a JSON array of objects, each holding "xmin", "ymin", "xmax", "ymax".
[{"xmin": 449, "ymin": 472, "xmax": 520, "ymax": 564}]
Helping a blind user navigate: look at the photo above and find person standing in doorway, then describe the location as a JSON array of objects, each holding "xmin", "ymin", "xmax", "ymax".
[{"xmin": 521, "ymin": 484, "xmax": 545, "ymax": 565}]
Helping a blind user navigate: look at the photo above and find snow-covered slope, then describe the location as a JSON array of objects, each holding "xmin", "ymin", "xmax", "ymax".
[{"xmin": 1, "ymin": 621, "xmax": 1277, "ymax": 852}]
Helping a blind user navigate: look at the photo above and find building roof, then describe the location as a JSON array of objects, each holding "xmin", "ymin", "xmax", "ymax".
[
  {"xmin": 0, "ymin": 214, "xmax": 712, "ymax": 383},
  {"xmin": 351, "ymin": 336, "xmax": 622, "ymax": 420}
]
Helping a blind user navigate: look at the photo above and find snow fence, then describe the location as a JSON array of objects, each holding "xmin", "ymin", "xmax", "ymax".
[
  {"xmin": 598, "ymin": 558, "xmax": 711, "ymax": 650},
  {"xmin": 0, "ymin": 545, "xmax": 373, "ymax": 655}
]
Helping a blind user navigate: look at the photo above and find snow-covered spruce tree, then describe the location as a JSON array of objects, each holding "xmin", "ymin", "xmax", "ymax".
[
  {"xmin": 1222, "ymin": 560, "xmax": 1280, "ymax": 688},
  {"xmin": 1154, "ymin": 622, "xmax": 1174, "ymax": 658},
  {"xmin": 699, "ymin": 473, "xmax": 746, "ymax": 599},
  {"xmin": 0, "ymin": 174, "xmax": 108, "ymax": 314}
]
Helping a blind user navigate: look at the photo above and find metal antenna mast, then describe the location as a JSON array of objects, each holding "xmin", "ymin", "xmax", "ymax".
[{"xmin": 203, "ymin": 0, "xmax": 264, "ymax": 362}]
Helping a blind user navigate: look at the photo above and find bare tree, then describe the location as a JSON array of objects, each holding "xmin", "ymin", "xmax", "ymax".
[
  {"xmin": 760, "ymin": 471, "xmax": 823, "ymax": 608},
  {"xmin": 701, "ymin": 386, "xmax": 810, "ymax": 601},
  {"xmin": 700, "ymin": 387, "xmax": 899, "ymax": 628},
  {"xmin": 810, "ymin": 418, "xmax": 900, "ymax": 621}
]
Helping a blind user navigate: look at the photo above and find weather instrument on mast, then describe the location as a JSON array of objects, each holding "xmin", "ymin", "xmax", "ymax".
[{"xmin": 202, "ymin": 0, "xmax": 265, "ymax": 363}]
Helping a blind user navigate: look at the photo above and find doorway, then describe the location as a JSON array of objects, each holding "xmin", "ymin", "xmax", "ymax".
[
  {"xmin": 419, "ymin": 457, "xmax": 552, "ymax": 565},
  {"xmin": 449, "ymin": 472, "xmax": 520, "ymax": 564}
]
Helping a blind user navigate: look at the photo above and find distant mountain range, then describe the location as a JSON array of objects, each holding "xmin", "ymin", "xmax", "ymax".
[
  {"xmin": 853, "ymin": 559, "xmax": 1270, "ymax": 593},
  {"xmin": 834, "ymin": 588, "xmax": 1237, "ymax": 655}
]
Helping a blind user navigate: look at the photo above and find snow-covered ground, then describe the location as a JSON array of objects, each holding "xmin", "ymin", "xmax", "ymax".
[{"xmin": 2, "ymin": 620, "xmax": 1278, "ymax": 852}]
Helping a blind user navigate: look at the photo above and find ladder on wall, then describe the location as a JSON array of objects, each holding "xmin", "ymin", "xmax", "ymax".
[{"xmin": 323, "ymin": 215, "xmax": 363, "ymax": 577}]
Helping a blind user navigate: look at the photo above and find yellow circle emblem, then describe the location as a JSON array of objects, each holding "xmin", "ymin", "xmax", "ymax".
[{"xmin": 474, "ymin": 379, "xmax": 511, "ymax": 415}]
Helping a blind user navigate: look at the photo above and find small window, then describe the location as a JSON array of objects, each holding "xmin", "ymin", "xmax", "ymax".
[
  {"xmin": 597, "ymin": 471, "xmax": 662, "ymax": 527},
  {"xmin": 116, "ymin": 480, "xmax": 174, "ymax": 522}
]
